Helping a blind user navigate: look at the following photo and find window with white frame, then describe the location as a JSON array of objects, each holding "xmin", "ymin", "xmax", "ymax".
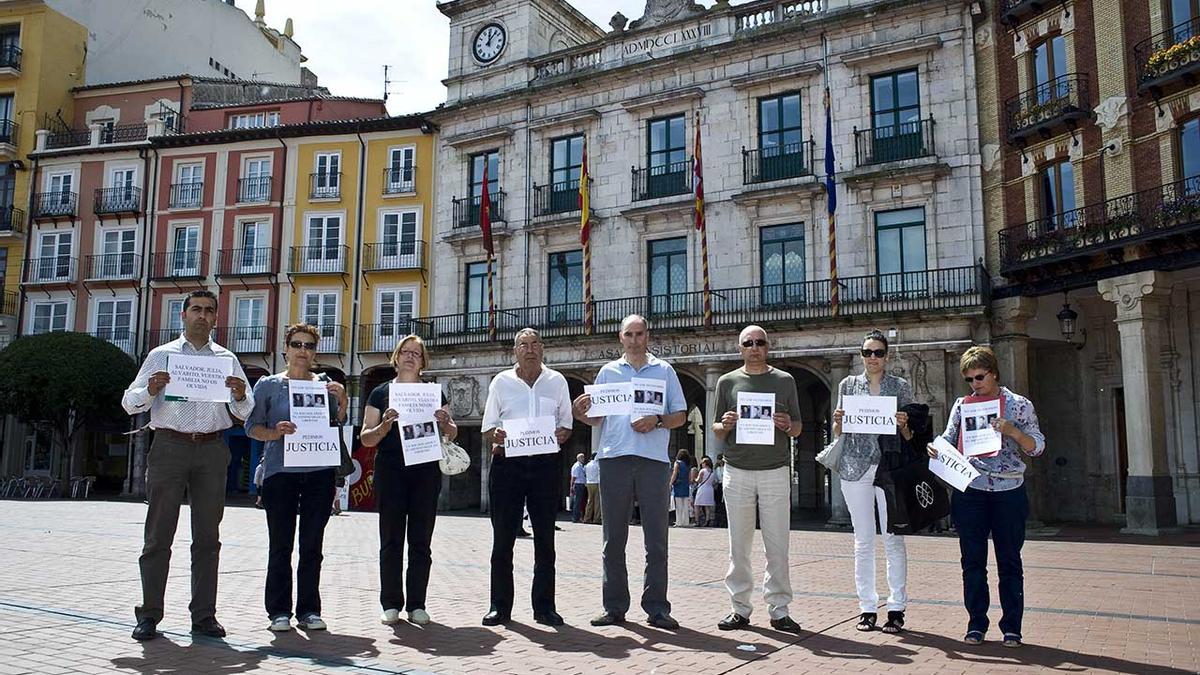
[
  {"xmin": 302, "ymin": 291, "xmax": 340, "ymax": 352},
  {"xmin": 167, "ymin": 299, "xmax": 185, "ymax": 336},
  {"xmin": 313, "ymin": 153, "xmax": 340, "ymax": 197},
  {"xmin": 380, "ymin": 210, "xmax": 419, "ymax": 267},
  {"xmin": 241, "ymin": 157, "xmax": 271, "ymax": 202},
  {"xmin": 228, "ymin": 111, "xmax": 280, "ymax": 129},
  {"xmin": 238, "ymin": 221, "xmax": 269, "ymax": 272},
  {"xmin": 233, "ymin": 296, "xmax": 266, "ymax": 352},
  {"xmin": 46, "ymin": 172, "xmax": 74, "ymax": 213},
  {"xmin": 30, "ymin": 301, "xmax": 68, "ymax": 334},
  {"xmin": 387, "ymin": 147, "xmax": 416, "ymax": 192},
  {"xmin": 98, "ymin": 229, "xmax": 136, "ymax": 279},
  {"xmin": 375, "ymin": 288, "xmax": 415, "ymax": 352},
  {"xmin": 95, "ymin": 298, "xmax": 134, "ymax": 352},
  {"xmin": 174, "ymin": 163, "xmax": 203, "ymax": 207},
  {"xmin": 304, "ymin": 214, "xmax": 343, "ymax": 271},
  {"xmin": 35, "ymin": 230, "xmax": 72, "ymax": 281},
  {"xmin": 172, "ymin": 225, "xmax": 200, "ymax": 276}
]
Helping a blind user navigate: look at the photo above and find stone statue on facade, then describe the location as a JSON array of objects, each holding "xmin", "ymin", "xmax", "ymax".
[{"xmin": 629, "ymin": 0, "xmax": 706, "ymax": 30}]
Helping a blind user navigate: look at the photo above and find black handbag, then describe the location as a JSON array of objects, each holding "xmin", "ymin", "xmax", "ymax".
[
  {"xmin": 315, "ymin": 373, "xmax": 355, "ymax": 482},
  {"xmin": 874, "ymin": 403, "xmax": 949, "ymax": 534}
]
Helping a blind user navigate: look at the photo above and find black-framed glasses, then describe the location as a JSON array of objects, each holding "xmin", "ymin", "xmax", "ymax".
[
  {"xmin": 964, "ymin": 373, "xmax": 989, "ymax": 383},
  {"xmin": 741, "ymin": 339, "xmax": 768, "ymax": 348},
  {"xmin": 288, "ymin": 340, "xmax": 318, "ymax": 351},
  {"xmin": 861, "ymin": 348, "xmax": 887, "ymax": 358}
]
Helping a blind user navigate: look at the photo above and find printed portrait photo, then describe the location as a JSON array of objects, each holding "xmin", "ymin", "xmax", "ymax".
[
  {"xmin": 739, "ymin": 404, "xmax": 752, "ymax": 418},
  {"xmin": 650, "ymin": 391, "xmax": 663, "ymax": 406},
  {"xmin": 965, "ymin": 416, "xmax": 979, "ymax": 432},
  {"xmin": 402, "ymin": 423, "xmax": 418, "ymax": 440},
  {"xmin": 291, "ymin": 393, "xmax": 305, "ymax": 408},
  {"xmin": 634, "ymin": 390, "xmax": 646, "ymax": 404}
]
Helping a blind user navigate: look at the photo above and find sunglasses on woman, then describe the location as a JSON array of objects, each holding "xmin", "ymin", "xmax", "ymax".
[
  {"xmin": 963, "ymin": 373, "xmax": 989, "ymax": 383},
  {"xmin": 288, "ymin": 340, "xmax": 318, "ymax": 351},
  {"xmin": 860, "ymin": 348, "xmax": 887, "ymax": 358}
]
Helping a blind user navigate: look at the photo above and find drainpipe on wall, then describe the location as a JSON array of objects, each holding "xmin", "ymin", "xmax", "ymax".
[
  {"xmin": 523, "ymin": 101, "xmax": 532, "ymax": 308},
  {"xmin": 348, "ymin": 126, "xmax": 367, "ymax": 422},
  {"xmin": 274, "ymin": 131, "xmax": 288, "ymax": 374},
  {"xmin": 126, "ymin": 144, "xmax": 160, "ymax": 496},
  {"xmin": 16, "ymin": 157, "xmax": 38, "ymax": 337}
]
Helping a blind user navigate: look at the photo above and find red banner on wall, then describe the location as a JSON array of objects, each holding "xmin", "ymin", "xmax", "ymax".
[{"xmin": 349, "ymin": 445, "xmax": 377, "ymax": 511}]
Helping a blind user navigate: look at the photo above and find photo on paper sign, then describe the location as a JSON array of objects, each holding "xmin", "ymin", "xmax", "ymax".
[
  {"xmin": 634, "ymin": 390, "xmax": 646, "ymax": 404},
  {"xmin": 649, "ymin": 391, "xmax": 663, "ymax": 406},
  {"xmin": 965, "ymin": 416, "xmax": 978, "ymax": 432},
  {"xmin": 403, "ymin": 421, "xmax": 435, "ymax": 440},
  {"xmin": 293, "ymin": 392, "xmax": 327, "ymax": 408}
]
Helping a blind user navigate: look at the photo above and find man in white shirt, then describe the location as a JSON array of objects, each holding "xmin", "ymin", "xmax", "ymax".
[
  {"xmin": 570, "ymin": 453, "xmax": 587, "ymax": 522},
  {"xmin": 122, "ymin": 290, "xmax": 254, "ymax": 641},
  {"xmin": 481, "ymin": 328, "xmax": 573, "ymax": 627},
  {"xmin": 583, "ymin": 456, "xmax": 602, "ymax": 524}
]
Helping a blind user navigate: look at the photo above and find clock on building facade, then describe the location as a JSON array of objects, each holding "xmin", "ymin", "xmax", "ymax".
[{"xmin": 472, "ymin": 22, "xmax": 507, "ymax": 64}]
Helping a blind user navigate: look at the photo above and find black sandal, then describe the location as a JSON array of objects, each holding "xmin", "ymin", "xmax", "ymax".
[
  {"xmin": 882, "ymin": 610, "xmax": 905, "ymax": 633},
  {"xmin": 855, "ymin": 612, "xmax": 877, "ymax": 631}
]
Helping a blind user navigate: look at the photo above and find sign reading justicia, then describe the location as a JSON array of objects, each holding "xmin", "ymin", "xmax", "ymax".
[{"xmin": 622, "ymin": 23, "xmax": 714, "ymax": 57}]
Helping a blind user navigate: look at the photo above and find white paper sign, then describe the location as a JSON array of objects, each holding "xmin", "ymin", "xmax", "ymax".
[
  {"xmin": 388, "ymin": 382, "xmax": 442, "ymax": 422},
  {"xmin": 841, "ymin": 395, "xmax": 898, "ymax": 435},
  {"xmin": 735, "ymin": 391, "xmax": 776, "ymax": 446},
  {"xmin": 585, "ymin": 383, "xmax": 634, "ymax": 417},
  {"xmin": 960, "ymin": 398, "xmax": 1003, "ymax": 457},
  {"xmin": 400, "ymin": 419, "xmax": 441, "ymax": 466},
  {"xmin": 631, "ymin": 377, "xmax": 666, "ymax": 418},
  {"xmin": 929, "ymin": 436, "xmax": 981, "ymax": 492},
  {"xmin": 164, "ymin": 353, "xmax": 234, "ymax": 402},
  {"xmin": 502, "ymin": 415, "xmax": 559, "ymax": 457},
  {"xmin": 284, "ymin": 379, "xmax": 340, "ymax": 467}
]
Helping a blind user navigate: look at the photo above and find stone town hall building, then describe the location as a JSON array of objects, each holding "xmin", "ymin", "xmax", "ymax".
[{"xmin": 417, "ymin": 0, "xmax": 990, "ymax": 521}]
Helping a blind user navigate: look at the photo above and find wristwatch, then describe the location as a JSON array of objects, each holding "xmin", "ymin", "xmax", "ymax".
[{"xmin": 655, "ymin": 414, "xmax": 664, "ymax": 428}]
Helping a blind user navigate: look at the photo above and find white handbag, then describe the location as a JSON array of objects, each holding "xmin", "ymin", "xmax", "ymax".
[
  {"xmin": 439, "ymin": 439, "xmax": 471, "ymax": 476},
  {"xmin": 816, "ymin": 435, "xmax": 845, "ymax": 472}
]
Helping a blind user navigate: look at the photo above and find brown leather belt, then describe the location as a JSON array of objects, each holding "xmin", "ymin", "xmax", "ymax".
[{"xmin": 155, "ymin": 428, "xmax": 224, "ymax": 442}]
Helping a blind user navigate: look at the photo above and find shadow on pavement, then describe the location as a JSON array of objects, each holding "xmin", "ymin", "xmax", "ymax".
[
  {"xmin": 267, "ymin": 629, "xmax": 381, "ymax": 664},
  {"xmin": 896, "ymin": 629, "xmax": 1197, "ymax": 674},
  {"xmin": 112, "ymin": 635, "xmax": 267, "ymax": 674},
  {"xmin": 388, "ymin": 621, "xmax": 505, "ymax": 657},
  {"xmin": 502, "ymin": 620, "xmax": 770, "ymax": 661}
]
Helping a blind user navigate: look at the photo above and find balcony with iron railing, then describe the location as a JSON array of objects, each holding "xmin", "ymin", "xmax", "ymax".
[
  {"xmin": 452, "ymin": 191, "xmax": 507, "ymax": 229},
  {"xmin": 22, "ymin": 256, "xmax": 76, "ymax": 285},
  {"xmin": 237, "ymin": 176, "xmax": 272, "ymax": 203},
  {"xmin": 1136, "ymin": 17, "xmax": 1200, "ymax": 94},
  {"xmin": 0, "ymin": 119, "xmax": 18, "ymax": 148},
  {"xmin": 216, "ymin": 247, "xmax": 275, "ymax": 276},
  {"xmin": 999, "ymin": 0, "xmax": 1051, "ymax": 27},
  {"xmin": 310, "ymin": 325, "xmax": 347, "ymax": 354},
  {"xmin": 93, "ymin": 187, "xmax": 142, "ymax": 215},
  {"xmin": 143, "ymin": 328, "xmax": 181, "ymax": 353},
  {"xmin": 0, "ymin": 205, "xmax": 24, "ymax": 234},
  {"xmin": 383, "ymin": 167, "xmax": 417, "ymax": 194},
  {"xmin": 85, "ymin": 253, "xmax": 140, "ymax": 281},
  {"xmin": 998, "ymin": 175, "xmax": 1200, "ymax": 274},
  {"xmin": 31, "ymin": 192, "xmax": 78, "ymax": 219},
  {"xmin": 169, "ymin": 182, "xmax": 204, "ymax": 209},
  {"xmin": 216, "ymin": 325, "xmax": 272, "ymax": 354},
  {"xmin": 1005, "ymin": 74, "xmax": 1092, "ymax": 143},
  {"xmin": 533, "ymin": 180, "xmax": 580, "ymax": 217},
  {"xmin": 100, "ymin": 123, "xmax": 148, "ymax": 144},
  {"xmin": 632, "ymin": 160, "xmax": 693, "ymax": 202},
  {"xmin": 92, "ymin": 329, "xmax": 136, "ymax": 356},
  {"xmin": 853, "ymin": 119, "xmax": 936, "ymax": 167},
  {"xmin": 357, "ymin": 320, "xmax": 426, "ymax": 353},
  {"xmin": 289, "ymin": 245, "xmax": 348, "ymax": 274},
  {"xmin": 148, "ymin": 250, "xmax": 207, "ymax": 280},
  {"xmin": 0, "ymin": 43, "xmax": 21, "ymax": 72},
  {"xmin": 408, "ymin": 265, "xmax": 988, "ymax": 348},
  {"xmin": 309, "ymin": 172, "xmax": 342, "ymax": 200},
  {"xmin": 44, "ymin": 128, "xmax": 90, "ymax": 150},
  {"xmin": 743, "ymin": 140, "xmax": 815, "ymax": 184},
  {"xmin": 1, "ymin": 289, "xmax": 16, "ymax": 315},
  {"xmin": 363, "ymin": 241, "xmax": 426, "ymax": 271}
]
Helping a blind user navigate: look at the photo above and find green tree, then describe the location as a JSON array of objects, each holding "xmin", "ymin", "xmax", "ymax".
[{"xmin": 0, "ymin": 332, "xmax": 138, "ymax": 478}]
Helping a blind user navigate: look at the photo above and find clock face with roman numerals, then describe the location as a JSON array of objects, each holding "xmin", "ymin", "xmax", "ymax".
[{"xmin": 472, "ymin": 23, "xmax": 507, "ymax": 65}]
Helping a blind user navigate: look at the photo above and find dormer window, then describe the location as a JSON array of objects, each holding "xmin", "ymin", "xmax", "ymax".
[{"xmin": 228, "ymin": 111, "xmax": 280, "ymax": 129}]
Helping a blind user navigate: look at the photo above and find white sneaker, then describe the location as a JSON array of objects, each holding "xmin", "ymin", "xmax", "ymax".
[
  {"xmin": 380, "ymin": 608, "xmax": 401, "ymax": 625},
  {"xmin": 408, "ymin": 609, "xmax": 431, "ymax": 625},
  {"xmin": 268, "ymin": 615, "xmax": 292, "ymax": 632},
  {"xmin": 297, "ymin": 614, "xmax": 326, "ymax": 631}
]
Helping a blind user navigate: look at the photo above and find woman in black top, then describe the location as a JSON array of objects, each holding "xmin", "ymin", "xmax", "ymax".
[{"xmin": 360, "ymin": 334, "xmax": 457, "ymax": 626}]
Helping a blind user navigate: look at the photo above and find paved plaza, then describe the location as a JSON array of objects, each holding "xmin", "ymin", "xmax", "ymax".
[{"xmin": 0, "ymin": 500, "xmax": 1197, "ymax": 674}]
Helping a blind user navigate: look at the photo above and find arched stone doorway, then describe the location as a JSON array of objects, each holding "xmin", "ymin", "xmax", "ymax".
[
  {"xmin": 779, "ymin": 363, "xmax": 832, "ymax": 517},
  {"xmin": 667, "ymin": 368, "xmax": 709, "ymax": 470}
]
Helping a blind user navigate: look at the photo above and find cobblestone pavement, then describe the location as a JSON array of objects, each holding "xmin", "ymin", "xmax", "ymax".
[{"xmin": 1, "ymin": 500, "xmax": 1197, "ymax": 674}]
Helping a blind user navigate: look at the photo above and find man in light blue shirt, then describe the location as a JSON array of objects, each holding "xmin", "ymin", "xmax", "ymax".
[{"xmin": 572, "ymin": 314, "xmax": 687, "ymax": 629}]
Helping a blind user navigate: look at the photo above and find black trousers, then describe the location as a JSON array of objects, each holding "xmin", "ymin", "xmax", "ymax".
[
  {"xmin": 376, "ymin": 455, "xmax": 442, "ymax": 612},
  {"xmin": 262, "ymin": 468, "xmax": 335, "ymax": 619},
  {"xmin": 488, "ymin": 453, "xmax": 559, "ymax": 614}
]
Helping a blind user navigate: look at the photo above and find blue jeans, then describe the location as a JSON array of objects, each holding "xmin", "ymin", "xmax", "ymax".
[
  {"xmin": 571, "ymin": 483, "xmax": 588, "ymax": 522},
  {"xmin": 951, "ymin": 484, "xmax": 1029, "ymax": 637}
]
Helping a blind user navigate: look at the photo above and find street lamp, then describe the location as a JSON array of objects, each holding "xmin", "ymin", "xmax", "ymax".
[{"xmin": 1056, "ymin": 294, "xmax": 1085, "ymax": 349}]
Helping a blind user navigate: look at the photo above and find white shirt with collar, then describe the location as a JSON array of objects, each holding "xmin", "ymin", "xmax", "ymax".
[
  {"xmin": 122, "ymin": 334, "xmax": 255, "ymax": 433},
  {"xmin": 481, "ymin": 364, "xmax": 573, "ymax": 436}
]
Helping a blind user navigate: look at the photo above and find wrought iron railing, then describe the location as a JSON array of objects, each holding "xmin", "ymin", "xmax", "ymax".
[
  {"xmin": 31, "ymin": 192, "xmax": 78, "ymax": 219},
  {"xmin": 383, "ymin": 167, "xmax": 417, "ymax": 194},
  {"xmin": 363, "ymin": 241, "xmax": 426, "ymax": 271},
  {"xmin": 0, "ymin": 119, "xmax": 18, "ymax": 145},
  {"xmin": 999, "ymin": 174, "xmax": 1200, "ymax": 271},
  {"xmin": 999, "ymin": 0, "xmax": 1048, "ymax": 25},
  {"xmin": 23, "ymin": 256, "xmax": 77, "ymax": 284},
  {"xmin": 1005, "ymin": 74, "xmax": 1090, "ymax": 140},
  {"xmin": 853, "ymin": 118, "xmax": 935, "ymax": 166},
  {"xmin": 93, "ymin": 187, "xmax": 142, "ymax": 215},
  {"xmin": 307, "ymin": 325, "xmax": 347, "ymax": 354},
  {"xmin": 237, "ymin": 176, "xmax": 272, "ymax": 203},
  {"xmin": 408, "ymin": 265, "xmax": 987, "ymax": 347},
  {"xmin": 289, "ymin": 245, "xmax": 348, "ymax": 274},
  {"xmin": 533, "ymin": 180, "xmax": 580, "ymax": 216},
  {"xmin": 92, "ymin": 330, "xmax": 136, "ymax": 355},
  {"xmin": 452, "ymin": 191, "xmax": 506, "ymax": 229},
  {"xmin": 0, "ymin": 44, "xmax": 21, "ymax": 70},
  {"xmin": 0, "ymin": 289, "xmax": 15, "ymax": 315},
  {"xmin": 86, "ymin": 253, "xmax": 140, "ymax": 280},
  {"xmin": 45, "ymin": 129, "xmax": 89, "ymax": 149},
  {"xmin": 148, "ymin": 250, "xmax": 207, "ymax": 280},
  {"xmin": 0, "ymin": 205, "xmax": 24, "ymax": 233},
  {"xmin": 100, "ymin": 123, "xmax": 148, "ymax": 144},
  {"xmin": 169, "ymin": 182, "xmax": 204, "ymax": 209},
  {"xmin": 309, "ymin": 172, "xmax": 342, "ymax": 200},
  {"xmin": 143, "ymin": 328, "xmax": 180, "ymax": 353},
  {"xmin": 357, "ymin": 321, "xmax": 428, "ymax": 353},
  {"xmin": 1135, "ymin": 17, "xmax": 1200, "ymax": 87},
  {"xmin": 215, "ymin": 325, "xmax": 272, "ymax": 354},
  {"xmin": 632, "ymin": 160, "xmax": 693, "ymax": 201},
  {"xmin": 743, "ymin": 140, "xmax": 815, "ymax": 184},
  {"xmin": 216, "ymin": 248, "xmax": 275, "ymax": 276}
]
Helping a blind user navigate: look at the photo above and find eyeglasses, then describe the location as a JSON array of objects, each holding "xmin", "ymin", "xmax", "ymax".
[
  {"xmin": 288, "ymin": 340, "xmax": 318, "ymax": 351},
  {"xmin": 399, "ymin": 349, "xmax": 423, "ymax": 359},
  {"xmin": 516, "ymin": 341, "xmax": 543, "ymax": 351},
  {"xmin": 964, "ymin": 373, "xmax": 989, "ymax": 383},
  {"xmin": 741, "ymin": 339, "xmax": 768, "ymax": 348},
  {"xmin": 861, "ymin": 348, "xmax": 887, "ymax": 358}
]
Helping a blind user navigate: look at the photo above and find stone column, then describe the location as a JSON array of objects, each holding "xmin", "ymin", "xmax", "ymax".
[
  {"xmin": 990, "ymin": 296, "xmax": 1038, "ymax": 395},
  {"xmin": 826, "ymin": 354, "xmax": 852, "ymax": 528},
  {"xmin": 1098, "ymin": 271, "xmax": 1178, "ymax": 534}
]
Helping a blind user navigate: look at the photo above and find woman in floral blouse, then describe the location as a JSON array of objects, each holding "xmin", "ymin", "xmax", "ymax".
[
  {"xmin": 832, "ymin": 330, "xmax": 913, "ymax": 634},
  {"xmin": 928, "ymin": 345, "xmax": 1045, "ymax": 648}
]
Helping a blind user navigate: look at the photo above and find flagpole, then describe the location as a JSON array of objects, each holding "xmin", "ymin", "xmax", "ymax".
[
  {"xmin": 823, "ymin": 34, "xmax": 840, "ymax": 317},
  {"xmin": 695, "ymin": 110, "xmax": 712, "ymax": 327},
  {"xmin": 480, "ymin": 159, "xmax": 496, "ymax": 340},
  {"xmin": 580, "ymin": 138, "xmax": 594, "ymax": 336}
]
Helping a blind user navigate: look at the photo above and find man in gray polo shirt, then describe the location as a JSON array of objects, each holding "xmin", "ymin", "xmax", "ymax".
[{"xmin": 712, "ymin": 325, "xmax": 803, "ymax": 634}]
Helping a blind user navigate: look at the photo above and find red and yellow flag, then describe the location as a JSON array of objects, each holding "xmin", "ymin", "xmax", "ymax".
[{"xmin": 694, "ymin": 113, "xmax": 712, "ymax": 326}]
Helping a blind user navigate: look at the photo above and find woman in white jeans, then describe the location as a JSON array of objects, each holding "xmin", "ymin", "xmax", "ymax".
[{"xmin": 832, "ymin": 330, "xmax": 914, "ymax": 633}]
